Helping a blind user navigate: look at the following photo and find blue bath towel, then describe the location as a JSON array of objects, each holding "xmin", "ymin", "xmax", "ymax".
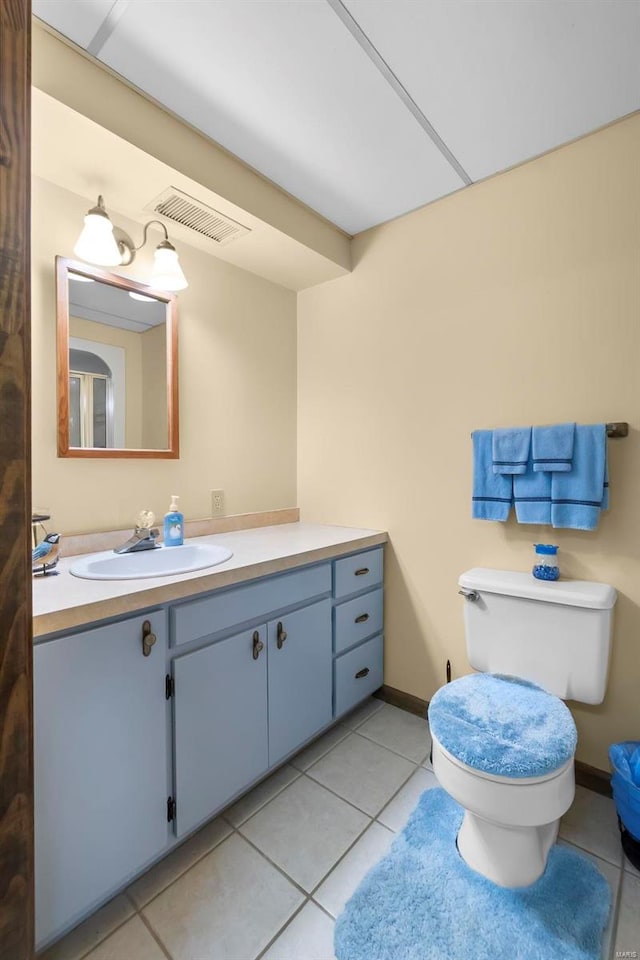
[
  {"xmin": 532, "ymin": 423, "xmax": 575, "ymax": 472},
  {"xmin": 492, "ymin": 427, "xmax": 531, "ymax": 474},
  {"xmin": 513, "ymin": 454, "xmax": 552, "ymax": 524},
  {"xmin": 472, "ymin": 430, "xmax": 512, "ymax": 521},
  {"xmin": 551, "ymin": 425, "xmax": 608, "ymax": 531}
]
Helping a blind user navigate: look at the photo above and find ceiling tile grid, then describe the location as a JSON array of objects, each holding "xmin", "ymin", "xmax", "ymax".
[
  {"xmin": 342, "ymin": 0, "xmax": 640, "ymax": 182},
  {"xmin": 33, "ymin": 0, "xmax": 640, "ymax": 234}
]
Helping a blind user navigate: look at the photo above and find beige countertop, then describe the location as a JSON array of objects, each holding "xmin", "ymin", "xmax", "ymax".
[{"xmin": 33, "ymin": 522, "xmax": 387, "ymax": 639}]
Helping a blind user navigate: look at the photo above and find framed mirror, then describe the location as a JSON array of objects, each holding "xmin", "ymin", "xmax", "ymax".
[{"xmin": 56, "ymin": 257, "xmax": 179, "ymax": 458}]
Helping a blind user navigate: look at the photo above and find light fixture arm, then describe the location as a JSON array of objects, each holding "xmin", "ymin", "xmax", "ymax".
[
  {"xmin": 134, "ymin": 219, "xmax": 170, "ymax": 251},
  {"xmin": 118, "ymin": 219, "xmax": 174, "ymax": 265}
]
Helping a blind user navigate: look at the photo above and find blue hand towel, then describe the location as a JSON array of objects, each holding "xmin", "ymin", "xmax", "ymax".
[
  {"xmin": 472, "ymin": 430, "xmax": 512, "ymax": 521},
  {"xmin": 551, "ymin": 425, "xmax": 608, "ymax": 530},
  {"xmin": 492, "ymin": 427, "xmax": 531, "ymax": 474},
  {"xmin": 532, "ymin": 423, "xmax": 575, "ymax": 472},
  {"xmin": 513, "ymin": 455, "xmax": 552, "ymax": 524}
]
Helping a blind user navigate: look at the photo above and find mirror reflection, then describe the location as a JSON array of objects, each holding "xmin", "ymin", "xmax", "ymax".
[{"xmin": 56, "ymin": 257, "xmax": 179, "ymax": 459}]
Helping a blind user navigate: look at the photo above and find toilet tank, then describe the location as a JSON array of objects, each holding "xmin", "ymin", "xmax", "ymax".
[{"xmin": 458, "ymin": 568, "xmax": 616, "ymax": 704}]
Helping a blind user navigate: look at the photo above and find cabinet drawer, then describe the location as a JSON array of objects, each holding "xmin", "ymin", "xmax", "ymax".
[
  {"xmin": 334, "ymin": 634, "xmax": 383, "ymax": 717},
  {"xmin": 333, "ymin": 548, "xmax": 383, "ymax": 599},
  {"xmin": 171, "ymin": 563, "xmax": 331, "ymax": 647},
  {"xmin": 334, "ymin": 588, "xmax": 383, "ymax": 655}
]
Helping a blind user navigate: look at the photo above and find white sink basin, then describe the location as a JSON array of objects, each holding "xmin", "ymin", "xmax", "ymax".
[{"xmin": 69, "ymin": 543, "xmax": 233, "ymax": 580}]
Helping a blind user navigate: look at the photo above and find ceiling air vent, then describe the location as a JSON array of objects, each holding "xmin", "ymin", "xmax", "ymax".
[{"xmin": 145, "ymin": 188, "xmax": 251, "ymax": 246}]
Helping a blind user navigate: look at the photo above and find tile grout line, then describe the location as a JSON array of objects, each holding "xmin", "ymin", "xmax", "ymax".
[
  {"xmin": 137, "ymin": 909, "xmax": 174, "ymax": 960},
  {"xmin": 224, "ymin": 768, "xmax": 304, "ymax": 829},
  {"xmin": 58, "ymin": 895, "xmax": 140, "ymax": 960},
  {"xmin": 558, "ymin": 833, "xmax": 623, "ymax": 871},
  {"xmin": 128, "ymin": 826, "xmax": 234, "ymax": 913},
  {"xmin": 253, "ymin": 897, "xmax": 312, "ymax": 960}
]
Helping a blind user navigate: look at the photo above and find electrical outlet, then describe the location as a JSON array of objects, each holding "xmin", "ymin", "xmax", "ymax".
[{"xmin": 211, "ymin": 489, "xmax": 225, "ymax": 516}]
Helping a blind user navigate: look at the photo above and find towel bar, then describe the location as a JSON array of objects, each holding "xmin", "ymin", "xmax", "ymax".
[{"xmin": 471, "ymin": 422, "xmax": 628, "ymax": 439}]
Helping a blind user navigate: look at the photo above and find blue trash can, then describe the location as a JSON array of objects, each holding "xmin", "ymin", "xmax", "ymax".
[{"xmin": 609, "ymin": 741, "xmax": 640, "ymax": 870}]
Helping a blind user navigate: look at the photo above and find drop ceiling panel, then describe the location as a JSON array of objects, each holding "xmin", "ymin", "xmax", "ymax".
[
  {"xmin": 343, "ymin": 0, "xmax": 640, "ymax": 182},
  {"xmin": 94, "ymin": 0, "xmax": 464, "ymax": 233},
  {"xmin": 32, "ymin": 0, "xmax": 116, "ymax": 49}
]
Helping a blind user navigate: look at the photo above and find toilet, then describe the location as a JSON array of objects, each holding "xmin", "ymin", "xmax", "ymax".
[{"xmin": 428, "ymin": 567, "xmax": 616, "ymax": 888}]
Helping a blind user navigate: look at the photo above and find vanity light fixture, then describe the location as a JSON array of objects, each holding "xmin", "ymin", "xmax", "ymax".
[{"xmin": 73, "ymin": 195, "xmax": 188, "ymax": 291}]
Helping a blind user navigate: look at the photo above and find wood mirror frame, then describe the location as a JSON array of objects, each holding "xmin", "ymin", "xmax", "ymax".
[{"xmin": 56, "ymin": 256, "xmax": 179, "ymax": 459}]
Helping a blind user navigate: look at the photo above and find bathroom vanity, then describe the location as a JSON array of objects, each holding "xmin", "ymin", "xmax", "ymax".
[{"xmin": 32, "ymin": 522, "xmax": 386, "ymax": 949}]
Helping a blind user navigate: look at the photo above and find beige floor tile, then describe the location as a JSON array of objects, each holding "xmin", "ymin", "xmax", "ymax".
[
  {"xmin": 377, "ymin": 767, "xmax": 439, "ymax": 833},
  {"xmin": 39, "ymin": 895, "xmax": 134, "ymax": 960},
  {"xmin": 127, "ymin": 816, "xmax": 232, "ymax": 908},
  {"xmin": 559, "ymin": 785, "xmax": 623, "ymax": 866},
  {"xmin": 262, "ymin": 902, "xmax": 335, "ymax": 960},
  {"xmin": 613, "ymin": 871, "xmax": 640, "ymax": 959},
  {"xmin": 290, "ymin": 724, "xmax": 350, "ymax": 772},
  {"xmin": 340, "ymin": 697, "xmax": 384, "ymax": 730},
  {"xmin": 306, "ymin": 733, "xmax": 415, "ymax": 816},
  {"xmin": 240, "ymin": 776, "xmax": 369, "ymax": 892},
  {"xmin": 83, "ymin": 917, "xmax": 166, "ymax": 960},
  {"xmin": 143, "ymin": 833, "xmax": 302, "ymax": 960},
  {"xmin": 357, "ymin": 703, "xmax": 430, "ymax": 763},
  {"xmin": 314, "ymin": 822, "xmax": 394, "ymax": 919},
  {"xmin": 558, "ymin": 840, "xmax": 621, "ymax": 960},
  {"xmin": 225, "ymin": 765, "xmax": 300, "ymax": 827}
]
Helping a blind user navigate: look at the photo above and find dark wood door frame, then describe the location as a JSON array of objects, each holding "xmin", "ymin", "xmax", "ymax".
[{"xmin": 0, "ymin": 1, "xmax": 34, "ymax": 958}]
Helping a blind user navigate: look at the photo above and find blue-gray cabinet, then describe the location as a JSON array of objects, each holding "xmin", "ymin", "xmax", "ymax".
[
  {"xmin": 34, "ymin": 611, "xmax": 169, "ymax": 948},
  {"xmin": 267, "ymin": 598, "xmax": 332, "ymax": 766},
  {"xmin": 173, "ymin": 625, "xmax": 269, "ymax": 838},
  {"xmin": 332, "ymin": 547, "xmax": 385, "ymax": 715},
  {"xmin": 34, "ymin": 545, "xmax": 384, "ymax": 950}
]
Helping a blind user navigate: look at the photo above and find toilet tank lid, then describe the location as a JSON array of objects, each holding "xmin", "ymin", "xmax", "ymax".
[{"xmin": 459, "ymin": 568, "xmax": 617, "ymax": 610}]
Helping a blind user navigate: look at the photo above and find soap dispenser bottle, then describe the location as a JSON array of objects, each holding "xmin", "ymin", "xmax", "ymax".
[{"xmin": 164, "ymin": 495, "xmax": 184, "ymax": 547}]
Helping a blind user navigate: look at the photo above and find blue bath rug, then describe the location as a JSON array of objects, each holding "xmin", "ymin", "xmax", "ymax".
[{"xmin": 335, "ymin": 788, "xmax": 610, "ymax": 960}]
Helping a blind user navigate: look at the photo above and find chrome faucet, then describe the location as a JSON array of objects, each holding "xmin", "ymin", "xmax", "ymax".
[{"xmin": 114, "ymin": 511, "xmax": 160, "ymax": 554}]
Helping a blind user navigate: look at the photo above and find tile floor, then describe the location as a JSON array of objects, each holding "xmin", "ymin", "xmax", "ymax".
[{"xmin": 42, "ymin": 698, "xmax": 640, "ymax": 960}]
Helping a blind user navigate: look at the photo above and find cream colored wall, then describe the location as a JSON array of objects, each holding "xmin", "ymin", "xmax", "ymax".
[
  {"xmin": 32, "ymin": 176, "xmax": 297, "ymax": 533},
  {"xmin": 141, "ymin": 323, "xmax": 168, "ymax": 450},
  {"xmin": 69, "ymin": 315, "xmax": 144, "ymax": 448},
  {"xmin": 298, "ymin": 114, "xmax": 640, "ymax": 770}
]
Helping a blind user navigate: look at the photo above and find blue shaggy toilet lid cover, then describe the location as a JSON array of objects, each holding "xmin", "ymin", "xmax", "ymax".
[{"xmin": 428, "ymin": 673, "xmax": 577, "ymax": 778}]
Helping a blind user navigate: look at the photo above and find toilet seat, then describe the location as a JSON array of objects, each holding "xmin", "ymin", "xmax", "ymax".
[
  {"xmin": 436, "ymin": 737, "xmax": 573, "ymax": 786},
  {"xmin": 428, "ymin": 673, "xmax": 577, "ymax": 779}
]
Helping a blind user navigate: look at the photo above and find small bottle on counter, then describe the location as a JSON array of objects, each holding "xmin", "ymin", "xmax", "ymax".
[
  {"xmin": 532, "ymin": 544, "xmax": 560, "ymax": 581},
  {"xmin": 164, "ymin": 495, "xmax": 184, "ymax": 547}
]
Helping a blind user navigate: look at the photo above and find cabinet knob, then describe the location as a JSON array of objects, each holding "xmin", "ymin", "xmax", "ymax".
[
  {"xmin": 252, "ymin": 630, "xmax": 264, "ymax": 660},
  {"xmin": 355, "ymin": 567, "xmax": 370, "ymax": 577},
  {"xmin": 276, "ymin": 621, "xmax": 287, "ymax": 650},
  {"xmin": 142, "ymin": 620, "xmax": 156, "ymax": 657},
  {"xmin": 355, "ymin": 667, "xmax": 370, "ymax": 679},
  {"xmin": 355, "ymin": 613, "xmax": 369, "ymax": 624}
]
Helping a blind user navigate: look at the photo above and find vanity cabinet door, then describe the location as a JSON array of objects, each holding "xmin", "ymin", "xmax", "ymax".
[
  {"xmin": 267, "ymin": 599, "xmax": 332, "ymax": 766},
  {"xmin": 34, "ymin": 612, "xmax": 169, "ymax": 949},
  {"xmin": 172, "ymin": 626, "xmax": 269, "ymax": 838}
]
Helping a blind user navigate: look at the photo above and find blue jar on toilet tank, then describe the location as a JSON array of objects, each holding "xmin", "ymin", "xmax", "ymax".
[{"xmin": 533, "ymin": 543, "xmax": 560, "ymax": 581}]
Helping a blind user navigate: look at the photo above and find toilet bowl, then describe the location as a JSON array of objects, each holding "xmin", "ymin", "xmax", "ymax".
[
  {"xmin": 429, "ymin": 567, "xmax": 616, "ymax": 889},
  {"xmin": 431, "ymin": 732, "xmax": 574, "ymax": 887},
  {"xmin": 429, "ymin": 671, "xmax": 578, "ymax": 887}
]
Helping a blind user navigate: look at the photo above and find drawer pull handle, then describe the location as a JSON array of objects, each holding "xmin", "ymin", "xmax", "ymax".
[
  {"xmin": 252, "ymin": 630, "xmax": 264, "ymax": 660},
  {"xmin": 355, "ymin": 667, "xmax": 370, "ymax": 679},
  {"xmin": 142, "ymin": 620, "xmax": 156, "ymax": 657},
  {"xmin": 276, "ymin": 621, "xmax": 287, "ymax": 650},
  {"xmin": 355, "ymin": 613, "xmax": 370, "ymax": 624},
  {"xmin": 355, "ymin": 567, "xmax": 370, "ymax": 576}
]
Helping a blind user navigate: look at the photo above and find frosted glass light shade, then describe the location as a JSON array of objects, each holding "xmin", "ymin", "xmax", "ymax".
[
  {"xmin": 151, "ymin": 244, "xmax": 188, "ymax": 291},
  {"xmin": 73, "ymin": 212, "xmax": 122, "ymax": 266}
]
